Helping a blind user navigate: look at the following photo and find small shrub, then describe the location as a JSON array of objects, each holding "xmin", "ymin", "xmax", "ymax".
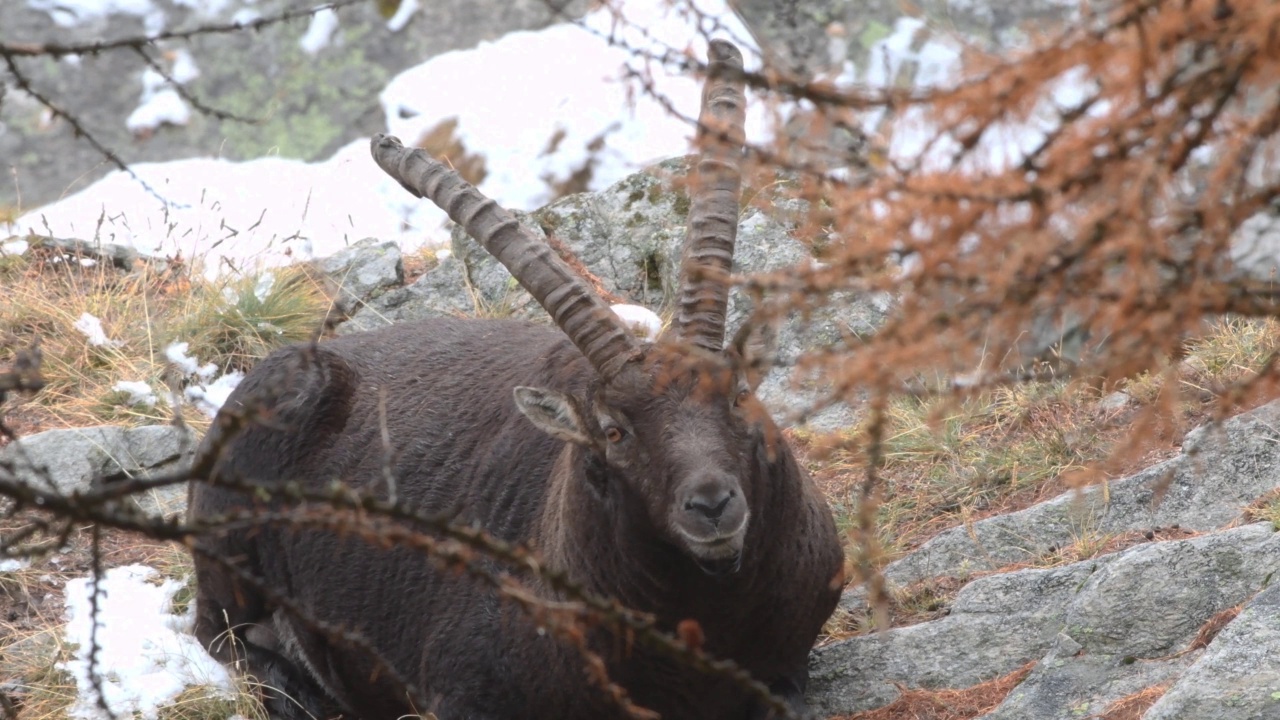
[
  {"xmin": 0, "ymin": 626, "xmax": 77, "ymax": 720},
  {"xmin": 1244, "ymin": 490, "xmax": 1280, "ymax": 531},
  {"xmin": 172, "ymin": 267, "xmax": 330, "ymax": 371}
]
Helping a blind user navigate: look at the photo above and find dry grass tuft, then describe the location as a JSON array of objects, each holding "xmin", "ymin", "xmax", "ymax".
[
  {"xmin": 1242, "ymin": 488, "xmax": 1280, "ymax": 530},
  {"xmin": 168, "ymin": 265, "xmax": 330, "ymax": 372},
  {"xmin": 0, "ymin": 245, "xmax": 331, "ymax": 430},
  {"xmin": 0, "ymin": 624, "xmax": 77, "ymax": 720},
  {"xmin": 156, "ymin": 682, "xmax": 267, "ymax": 720},
  {"xmin": 1029, "ymin": 526, "xmax": 1199, "ymax": 569},
  {"xmin": 822, "ymin": 575, "xmax": 966, "ymax": 640}
]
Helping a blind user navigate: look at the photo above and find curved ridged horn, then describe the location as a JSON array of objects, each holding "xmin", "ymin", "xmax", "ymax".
[
  {"xmin": 671, "ymin": 39, "xmax": 748, "ymax": 352},
  {"xmin": 370, "ymin": 134, "xmax": 640, "ymax": 379}
]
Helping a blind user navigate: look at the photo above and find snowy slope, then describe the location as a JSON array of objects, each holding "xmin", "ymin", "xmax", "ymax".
[{"xmin": 9, "ymin": 0, "xmax": 767, "ymax": 275}]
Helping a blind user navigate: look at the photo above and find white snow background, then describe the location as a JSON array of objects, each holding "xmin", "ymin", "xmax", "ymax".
[
  {"xmin": 0, "ymin": 0, "xmax": 1053, "ymax": 716},
  {"xmin": 9, "ymin": 0, "xmax": 770, "ymax": 281}
]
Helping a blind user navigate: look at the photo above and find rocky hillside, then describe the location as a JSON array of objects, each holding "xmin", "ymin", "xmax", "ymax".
[
  {"xmin": 5, "ymin": 1, "xmax": 1280, "ymax": 717},
  {"xmin": 4, "ymin": 154, "xmax": 1280, "ymax": 719}
]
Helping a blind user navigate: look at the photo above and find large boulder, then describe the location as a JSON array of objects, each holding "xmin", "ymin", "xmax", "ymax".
[
  {"xmin": 0, "ymin": 425, "xmax": 196, "ymax": 516},
  {"xmin": 311, "ymin": 236, "xmax": 404, "ymax": 316},
  {"xmin": 1143, "ymin": 580, "xmax": 1280, "ymax": 720},
  {"xmin": 811, "ymin": 522, "xmax": 1280, "ymax": 718},
  {"xmin": 339, "ymin": 157, "xmax": 890, "ymax": 429}
]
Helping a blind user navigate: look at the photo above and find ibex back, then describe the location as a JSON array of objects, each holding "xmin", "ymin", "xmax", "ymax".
[{"xmin": 189, "ymin": 40, "xmax": 844, "ymax": 720}]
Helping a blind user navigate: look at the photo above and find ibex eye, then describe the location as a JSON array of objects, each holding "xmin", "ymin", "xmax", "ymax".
[
  {"xmin": 734, "ymin": 389, "xmax": 750, "ymax": 407},
  {"xmin": 605, "ymin": 427, "xmax": 625, "ymax": 443}
]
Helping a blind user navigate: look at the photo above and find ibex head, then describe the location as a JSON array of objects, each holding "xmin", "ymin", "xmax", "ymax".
[{"xmin": 514, "ymin": 321, "xmax": 774, "ymax": 575}]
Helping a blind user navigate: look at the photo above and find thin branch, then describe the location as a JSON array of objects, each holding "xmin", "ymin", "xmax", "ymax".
[
  {"xmin": 129, "ymin": 46, "xmax": 266, "ymax": 124},
  {"xmin": 0, "ymin": 0, "xmax": 366, "ymax": 59},
  {"xmin": 0, "ymin": 53, "xmax": 174, "ymax": 206}
]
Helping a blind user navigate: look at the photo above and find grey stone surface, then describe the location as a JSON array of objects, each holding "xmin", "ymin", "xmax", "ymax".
[
  {"xmin": 1144, "ymin": 582, "xmax": 1280, "ymax": 720},
  {"xmin": 810, "ymin": 559, "xmax": 1105, "ymax": 714},
  {"xmin": 0, "ymin": 424, "xmax": 196, "ymax": 516},
  {"xmin": 981, "ymin": 652, "xmax": 1193, "ymax": 720},
  {"xmin": 0, "ymin": 0, "xmax": 588, "ymax": 210},
  {"xmin": 1230, "ymin": 209, "xmax": 1280, "ymax": 282},
  {"xmin": 313, "ymin": 236, "xmax": 403, "ymax": 315},
  {"xmin": 1098, "ymin": 390, "xmax": 1133, "ymax": 413},
  {"xmin": 812, "ymin": 523, "xmax": 1280, "ymax": 717},
  {"xmin": 978, "ymin": 523, "xmax": 1280, "ymax": 719},
  {"xmin": 336, "ymin": 254, "xmax": 475, "ymax": 334}
]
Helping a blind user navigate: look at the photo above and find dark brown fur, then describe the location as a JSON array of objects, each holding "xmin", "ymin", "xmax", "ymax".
[{"xmin": 190, "ymin": 317, "xmax": 843, "ymax": 719}]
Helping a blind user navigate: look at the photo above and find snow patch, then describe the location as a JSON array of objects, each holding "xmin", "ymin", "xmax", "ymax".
[
  {"xmin": 185, "ymin": 372, "xmax": 243, "ymax": 418},
  {"xmin": 112, "ymin": 380, "xmax": 158, "ymax": 407},
  {"xmin": 253, "ymin": 271, "xmax": 276, "ymax": 302},
  {"xmin": 852, "ymin": 16, "xmax": 1097, "ymax": 175},
  {"xmin": 230, "ymin": 7, "xmax": 260, "ymax": 24},
  {"xmin": 165, "ymin": 342, "xmax": 217, "ymax": 379},
  {"xmin": 863, "ymin": 17, "xmax": 960, "ymax": 90},
  {"xmin": 611, "ymin": 303, "xmax": 663, "ymax": 341},
  {"xmin": 300, "ymin": 7, "xmax": 340, "ymax": 55},
  {"xmin": 16, "ymin": 0, "xmax": 772, "ymax": 280},
  {"xmin": 126, "ymin": 67, "xmax": 191, "ymax": 134},
  {"xmin": 0, "ymin": 558, "xmax": 30, "ymax": 572},
  {"xmin": 165, "ymin": 342, "xmax": 241, "ymax": 416},
  {"xmin": 169, "ymin": 49, "xmax": 200, "ymax": 84},
  {"xmin": 381, "ymin": 0, "xmax": 766, "ymax": 218},
  {"xmin": 62, "ymin": 565, "xmax": 235, "ymax": 720},
  {"xmin": 73, "ymin": 313, "xmax": 123, "ymax": 348}
]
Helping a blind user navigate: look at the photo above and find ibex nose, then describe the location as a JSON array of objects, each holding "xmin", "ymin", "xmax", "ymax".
[{"xmin": 685, "ymin": 486, "xmax": 735, "ymax": 521}]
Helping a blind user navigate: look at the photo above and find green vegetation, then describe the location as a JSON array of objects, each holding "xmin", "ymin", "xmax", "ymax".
[{"xmin": 170, "ymin": 267, "xmax": 330, "ymax": 372}]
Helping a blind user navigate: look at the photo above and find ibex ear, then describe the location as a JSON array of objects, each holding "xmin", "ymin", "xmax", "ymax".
[
  {"xmin": 729, "ymin": 319, "xmax": 777, "ymax": 391},
  {"xmin": 513, "ymin": 387, "xmax": 593, "ymax": 446}
]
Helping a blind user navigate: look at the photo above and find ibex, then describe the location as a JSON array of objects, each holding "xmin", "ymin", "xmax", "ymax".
[{"xmin": 189, "ymin": 40, "xmax": 844, "ymax": 720}]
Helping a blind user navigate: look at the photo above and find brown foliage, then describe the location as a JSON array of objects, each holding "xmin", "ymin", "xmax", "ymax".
[
  {"xmin": 733, "ymin": 0, "xmax": 1280, "ymax": 619},
  {"xmin": 1186, "ymin": 603, "xmax": 1243, "ymax": 652},
  {"xmin": 1088, "ymin": 683, "xmax": 1170, "ymax": 720},
  {"xmin": 829, "ymin": 662, "xmax": 1035, "ymax": 720},
  {"xmin": 763, "ymin": 0, "xmax": 1280, "ymax": 391}
]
